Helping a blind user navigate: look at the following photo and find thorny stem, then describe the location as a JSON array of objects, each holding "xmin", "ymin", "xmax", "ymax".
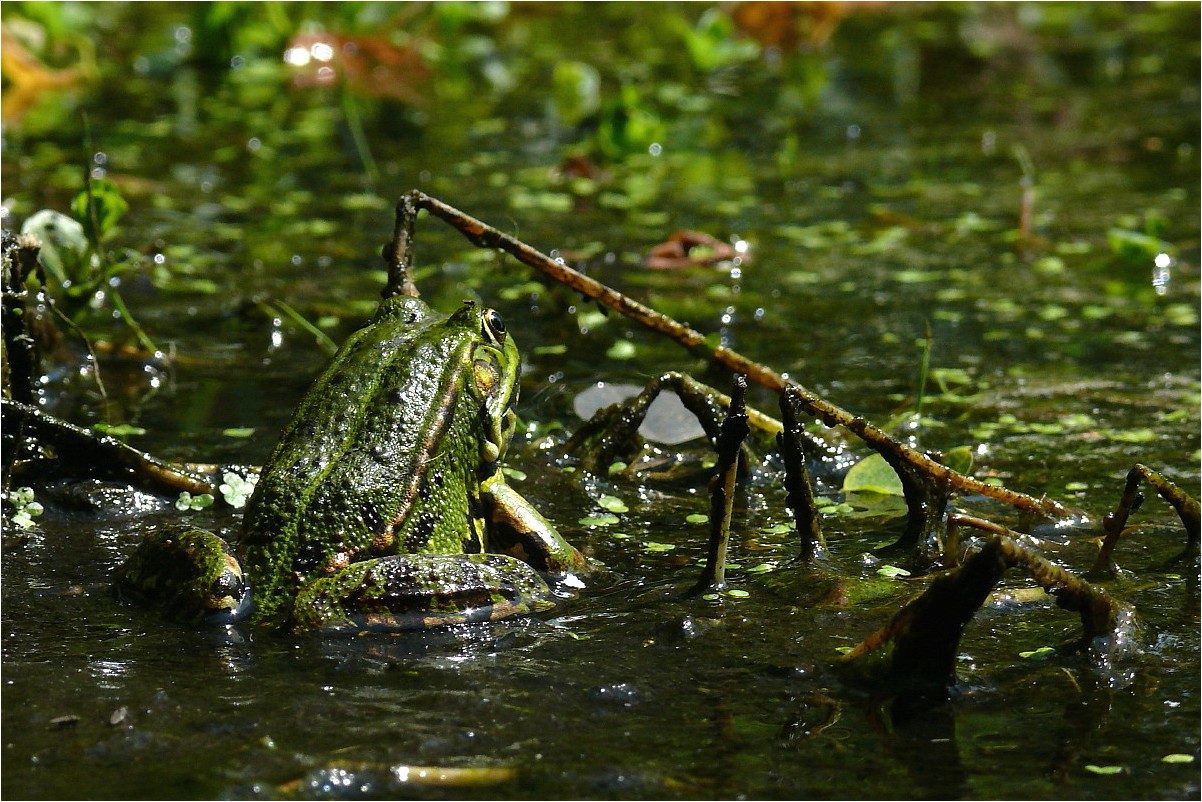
[{"xmin": 397, "ymin": 190, "xmax": 1072, "ymax": 524}]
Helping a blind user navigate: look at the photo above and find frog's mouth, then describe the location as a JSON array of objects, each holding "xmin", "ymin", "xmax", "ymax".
[{"xmin": 480, "ymin": 406, "xmax": 517, "ymax": 466}]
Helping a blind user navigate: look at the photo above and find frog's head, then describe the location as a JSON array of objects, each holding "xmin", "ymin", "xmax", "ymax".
[{"xmin": 449, "ymin": 301, "xmax": 520, "ymax": 467}]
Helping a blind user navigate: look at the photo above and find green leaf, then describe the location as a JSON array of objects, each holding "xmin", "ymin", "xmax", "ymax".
[
  {"xmin": 578, "ymin": 513, "xmax": 620, "ymax": 527},
  {"xmin": 606, "ymin": 340, "xmax": 637, "ymax": 360},
  {"xmin": 940, "ymin": 446, "xmax": 974, "ymax": 476},
  {"xmin": 685, "ymin": 513, "xmax": 709, "ymax": 524},
  {"xmin": 877, "ymin": 565, "xmax": 911, "ymax": 578},
  {"xmin": 222, "ymin": 427, "xmax": 256, "ymax": 438},
  {"xmin": 1083, "ymin": 764, "xmax": 1123, "ymax": 776},
  {"xmin": 218, "ymin": 471, "xmax": 258, "ymax": 509},
  {"xmin": 175, "ymin": 492, "xmax": 214, "ymax": 511},
  {"xmin": 1107, "ymin": 227, "xmax": 1169, "ymax": 264},
  {"xmin": 1104, "ymin": 428, "xmax": 1158, "ymax": 444},
  {"xmin": 552, "ymin": 61, "xmax": 601, "ymax": 126},
  {"xmin": 642, "ymin": 541, "xmax": 676, "ymax": 553},
  {"xmin": 71, "ymin": 178, "xmax": 129, "ymax": 243},
  {"xmin": 842, "ymin": 454, "xmax": 903, "ymax": 496},
  {"xmin": 1019, "ymin": 646, "xmax": 1057, "ymax": 660},
  {"xmin": 597, "ymin": 495, "xmax": 628, "ymax": 513},
  {"xmin": 724, "ymin": 589, "xmax": 750, "ymax": 598},
  {"xmin": 92, "ymin": 422, "xmax": 147, "ymax": 438},
  {"xmin": 1161, "ymin": 754, "xmax": 1194, "ymax": 764}
]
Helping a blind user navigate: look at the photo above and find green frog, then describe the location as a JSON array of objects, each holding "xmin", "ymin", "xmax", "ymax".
[{"xmin": 117, "ymin": 295, "xmax": 588, "ymax": 633}]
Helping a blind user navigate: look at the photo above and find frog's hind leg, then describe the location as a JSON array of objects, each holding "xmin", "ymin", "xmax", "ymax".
[
  {"xmin": 116, "ymin": 527, "xmax": 252, "ymax": 626},
  {"xmin": 292, "ymin": 553, "xmax": 554, "ymax": 633}
]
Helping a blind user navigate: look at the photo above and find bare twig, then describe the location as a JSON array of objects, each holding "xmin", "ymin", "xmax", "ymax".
[
  {"xmin": 689, "ymin": 376, "xmax": 749, "ymax": 596},
  {"xmin": 399, "ymin": 190, "xmax": 1073, "ymax": 524}
]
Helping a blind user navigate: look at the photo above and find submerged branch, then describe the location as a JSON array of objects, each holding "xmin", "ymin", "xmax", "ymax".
[
  {"xmin": 843, "ymin": 516, "xmax": 1121, "ymax": 690},
  {"xmin": 2, "ymin": 399, "xmax": 214, "ymax": 496}
]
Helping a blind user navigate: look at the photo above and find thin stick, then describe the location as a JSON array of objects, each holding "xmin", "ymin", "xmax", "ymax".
[
  {"xmin": 402, "ymin": 190, "xmax": 1071, "ymax": 522},
  {"xmin": 689, "ymin": 376, "xmax": 749, "ymax": 596}
]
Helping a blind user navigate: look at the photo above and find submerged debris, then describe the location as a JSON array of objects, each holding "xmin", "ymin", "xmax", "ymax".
[{"xmin": 842, "ymin": 515, "xmax": 1129, "ymax": 694}]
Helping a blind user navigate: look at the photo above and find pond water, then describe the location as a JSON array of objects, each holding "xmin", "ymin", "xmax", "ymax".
[{"xmin": 2, "ymin": 4, "xmax": 1199, "ymax": 799}]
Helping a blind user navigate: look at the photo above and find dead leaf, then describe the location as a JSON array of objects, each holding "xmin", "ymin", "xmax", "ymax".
[
  {"xmin": 285, "ymin": 33, "xmax": 428, "ymax": 104},
  {"xmin": 644, "ymin": 230, "xmax": 738, "ymax": 270}
]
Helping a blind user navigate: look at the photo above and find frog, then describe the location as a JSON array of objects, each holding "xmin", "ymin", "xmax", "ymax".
[{"xmin": 116, "ymin": 294, "xmax": 589, "ymax": 633}]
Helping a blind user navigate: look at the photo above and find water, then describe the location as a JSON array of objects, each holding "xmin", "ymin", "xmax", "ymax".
[{"xmin": 2, "ymin": 4, "xmax": 1199, "ymax": 798}]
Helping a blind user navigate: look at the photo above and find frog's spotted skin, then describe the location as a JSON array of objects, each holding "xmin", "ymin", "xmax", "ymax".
[
  {"xmin": 291, "ymin": 553, "xmax": 554, "ymax": 633},
  {"xmin": 118, "ymin": 295, "xmax": 586, "ymax": 632}
]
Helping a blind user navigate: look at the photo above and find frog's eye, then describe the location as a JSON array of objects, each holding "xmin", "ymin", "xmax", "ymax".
[{"xmin": 483, "ymin": 309, "xmax": 506, "ymax": 343}]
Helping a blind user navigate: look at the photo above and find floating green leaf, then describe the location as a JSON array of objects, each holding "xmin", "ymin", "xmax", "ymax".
[
  {"xmin": 606, "ymin": 340, "xmax": 637, "ymax": 360},
  {"xmin": 843, "ymin": 454, "xmax": 903, "ymax": 496},
  {"xmin": 6, "ymin": 487, "xmax": 43, "ymax": 529},
  {"xmin": 877, "ymin": 565, "xmax": 911, "ymax": 578},
  {"xmin": 176, "ymin": 492, "xmax": 214, "ymax": 512},
  {"xmin": 552, "ymin": 61, "xmax": 601, "ymax": 126},
  {"xmin": 1108, "ymin": 227, "xmax": 1169, "ymax": 264},
  {"xmin": 1161, "ymin": 754, "xmax": 1194, "ymax": 764},
  {"xmin": 218, "ymin": 472, "xmax": 258, "ymax": 509},
  {"xmin": 1084, "ymin": 764, "xmax": 1123, "ymax": 776},
  {"xmin": 1019, "ymin": 646, "xmax": 1057, "ymax": 661},
  {"xmin": 597, "ymin": 495, "xmax": 628, "ymax": 513},
  {"xmin": 685, "ymin": 513, "xmax": 709, "ymax": 524},
  {"xmin": 642, "ymin": 541, "xmax": 676, "ymax": 553},
  {"xmin": 578, "ymin": 514, "xmax": 620, "ymax": 527},
  {"xmin": 92, "ymin": 422, "xmax": 147, "ymax": 438},
  {"xmin": 1104, "ymin": 428, "xmax": 1158, "ymax": 444}
]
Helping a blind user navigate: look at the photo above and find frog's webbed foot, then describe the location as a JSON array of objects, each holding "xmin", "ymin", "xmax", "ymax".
[
  {"xmin": 116, "ymin": 527, "xmax": 252, "ymax": 625},
  {"xmin": 565, "ymin": 371, "xmax": 779, "ymax": 475},
  {"xmin": 291, "ymin": 553, "xmax": 554, "ymax": 634}
]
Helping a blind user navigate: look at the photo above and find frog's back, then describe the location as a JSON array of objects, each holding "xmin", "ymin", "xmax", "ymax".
[{"xmin": 240, "ymin": 296, "xmax": 484, "ymax": 619}]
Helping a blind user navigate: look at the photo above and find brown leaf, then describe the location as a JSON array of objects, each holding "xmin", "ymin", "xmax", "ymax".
[
  {"xmin": 644, "ymin": 230, "xmax": 737, "ymax": 270},
  {"xmin": 730, "ymin": 2, "xmax": 855, "ymax": 51},
  {"xmin": 285, "ymin": 33, "xmax": 428, "ymax": 104}
]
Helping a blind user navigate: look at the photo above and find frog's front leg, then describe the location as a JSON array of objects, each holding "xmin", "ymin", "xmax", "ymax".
[
  {"xmin": 291, "ymin": 553, "xmax": 554, "ymax": 633},
  {"xmin": 481, "ymin": 468, "xmax": 590, "ymax": 574}
]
